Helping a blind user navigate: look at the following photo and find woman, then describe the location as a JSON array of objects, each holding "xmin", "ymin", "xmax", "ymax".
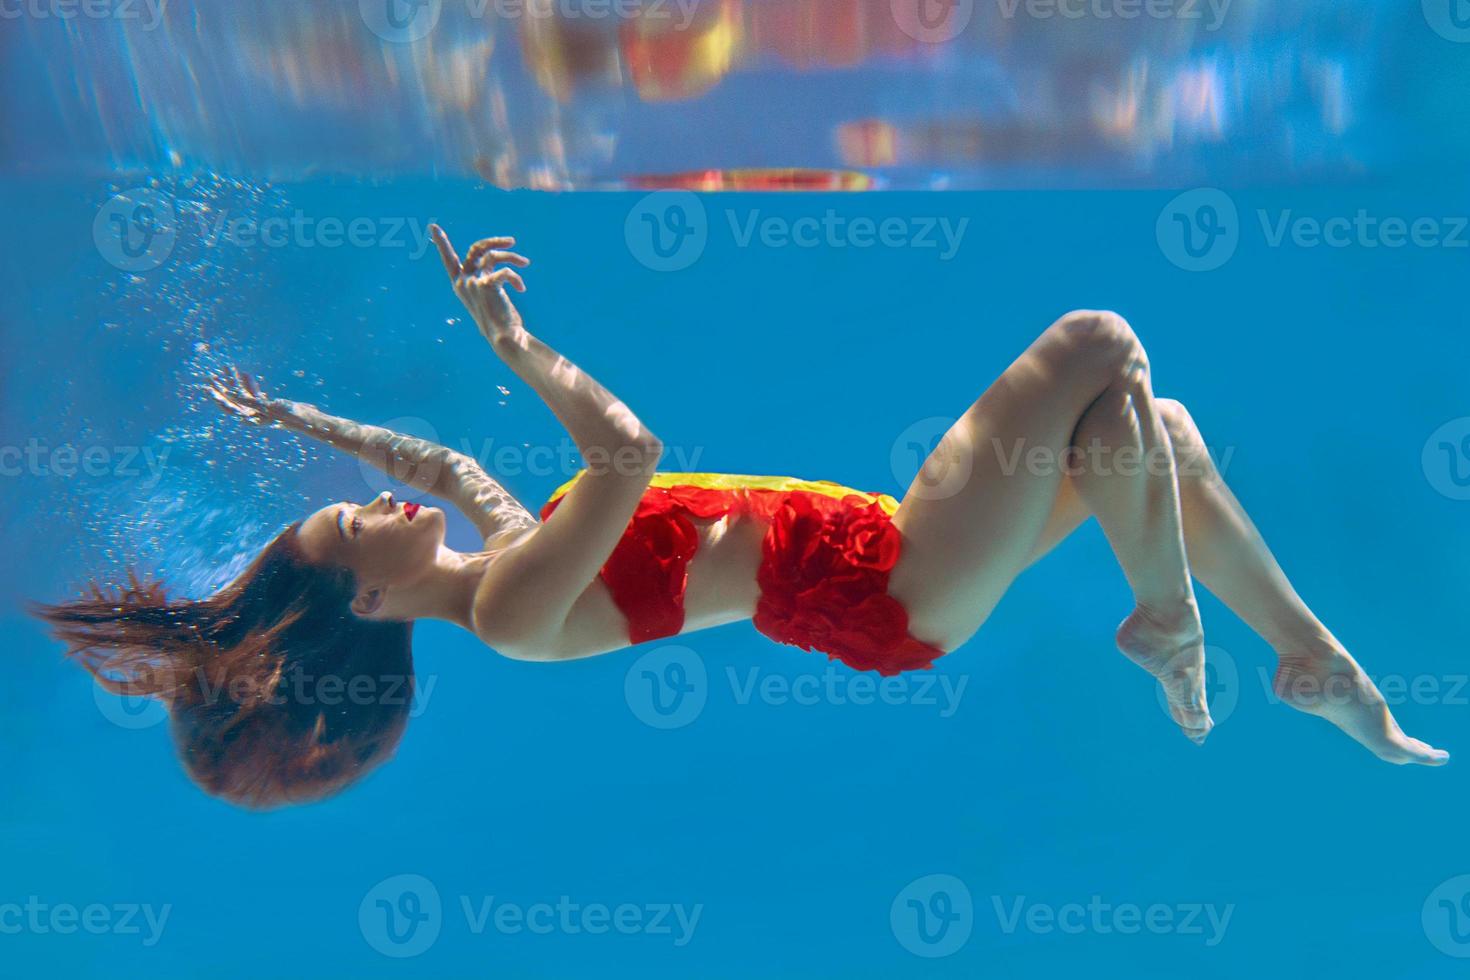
[{"xmin": 36, "ymin": 225, "xmax": 1448, "ymax": 809}]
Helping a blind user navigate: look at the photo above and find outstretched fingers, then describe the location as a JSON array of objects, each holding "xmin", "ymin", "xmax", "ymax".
[
  {"xmin": 429, "ymin": 226, "xmax": 530, "ymax": 286},
  {"xmin": 469, "ymin": 266, "xmax": 527, "ymax": 293},
  {"xmin": 206, "ymin": 371, "xmax": 256, "ymax": 420},
  {"xmin": 430, "ymin": 224, "xmax": 463, "ymax": 280},
  {"xmin": 234, "ymin": 366, "xmax": 262, "ymax": 399},
  {"xmin": 204, "ymin": 382, "xmax": 236, "ymax": 415},
  {"xmin": 464, "ymin": 237, "xmax": 527, "ymax": 271}
]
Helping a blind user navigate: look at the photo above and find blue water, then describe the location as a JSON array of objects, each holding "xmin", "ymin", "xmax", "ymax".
[
  {"xmin": 3, "ymin": 178, "xmax": 1469, "ymax": 977},
  {"xmin": 5, "ymin": 0, "xmax": 1470, "ymax": 972}
]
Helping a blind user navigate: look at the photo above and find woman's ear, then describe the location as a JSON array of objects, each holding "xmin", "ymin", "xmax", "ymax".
[{"xmin": 351, "ymin": 587, "xmax": 386, "ymax": 617}]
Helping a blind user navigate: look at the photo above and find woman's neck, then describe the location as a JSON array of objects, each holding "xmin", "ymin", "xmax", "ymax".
[{"xmin": 389, "ymin": 547, "xmax": 495, "ymax": 630}]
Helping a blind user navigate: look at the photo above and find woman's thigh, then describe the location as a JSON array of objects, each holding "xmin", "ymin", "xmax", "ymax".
[{"xmin": 887, "ymin": 311, "xmax": 1138, "ymax": 650}]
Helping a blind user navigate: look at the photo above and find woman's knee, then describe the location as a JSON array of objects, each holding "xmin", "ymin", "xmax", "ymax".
[
  {"xmin": 1043, "ymin": 310, "xmax": 1147, "ymax": 384},
  {"xmin": 1156, "ymin": 398, "xmax": 1216, "ymax": 478},
  {"xmin": 1156, "ymin": 398, "xmax": 1201, "ymax": 448}
]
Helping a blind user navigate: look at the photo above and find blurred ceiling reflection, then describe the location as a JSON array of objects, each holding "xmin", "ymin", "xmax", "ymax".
[{"xmin": 1, "ymin": 0, "xmax": 1445, "ymax": 188}]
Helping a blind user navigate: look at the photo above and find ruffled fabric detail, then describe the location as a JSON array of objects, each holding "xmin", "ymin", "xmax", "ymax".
[
  {"xmin": 541, "ymin": 475, "xmax": 946, "ymax": 674},
  {"xmin": 541, "ymin": 486, "xmax": 718, "ymax": 644},
  {"xmin": 751, "ymin": 491, "xmax": 943, "ymax": 676}
]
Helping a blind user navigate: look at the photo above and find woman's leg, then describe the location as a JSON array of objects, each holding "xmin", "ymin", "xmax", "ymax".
[
  {"xmin": 1026, "ymin": 399, "xmax": 1448, "ymax": 766},
  {"xmin": 887, "ymin": 310, "xmax": 1214, "ymax": 742}
]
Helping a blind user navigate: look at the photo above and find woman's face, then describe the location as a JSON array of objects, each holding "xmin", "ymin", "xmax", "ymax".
[{"xmin": 298, "ymin": 491, "xmax": 446, "ymax": 597}]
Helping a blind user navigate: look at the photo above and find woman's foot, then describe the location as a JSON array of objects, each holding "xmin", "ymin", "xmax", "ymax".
[
  {"xmin": 1273, "ymin": 642, "xmax": 1449, "ymax": 766},
  {"xmin": 1117, "ymin": 601, "xmax": 1213, "ymax": 745}
]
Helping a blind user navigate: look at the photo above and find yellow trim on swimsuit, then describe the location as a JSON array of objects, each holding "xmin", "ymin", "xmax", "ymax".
[{"xmin": 545, "ymin": 471, "xmax": 901, "ymax": 517}]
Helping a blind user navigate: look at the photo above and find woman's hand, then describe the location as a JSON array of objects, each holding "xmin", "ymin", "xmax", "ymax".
[
  {"xmin": 430, "ymin": 224, "xmax": 532, "ymax": 349},
  {"xmin": 206, "ymin": 367, "xmax": 284, "ymax": 426}
]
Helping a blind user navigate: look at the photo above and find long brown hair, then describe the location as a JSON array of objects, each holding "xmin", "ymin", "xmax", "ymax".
[{"xmin": 32, "ymin": 526, "xmax": 415, "ymax": 809}]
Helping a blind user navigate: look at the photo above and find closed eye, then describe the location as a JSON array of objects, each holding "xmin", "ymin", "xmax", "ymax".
[{"xmin": 336, "ymin": 506, "xmax": 365, "ymax": 541}]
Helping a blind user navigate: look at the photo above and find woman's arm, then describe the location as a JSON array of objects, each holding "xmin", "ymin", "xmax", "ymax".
[
  {"xmin": 206, "ymin": 369, "xmax": 537, "ymax": 543},
  {"xmin": 429, "ymin": 226, "xmax": 663, "ymax": 651}
]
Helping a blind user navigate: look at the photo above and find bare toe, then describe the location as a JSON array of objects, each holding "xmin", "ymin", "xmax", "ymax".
[
  {"xmin": 1391, "ymin": 737, "xmax": 1450, "ymax": 767},
  {"xmin": 1117, "ymin": 604, "xmax": 1213, "ymax": 744},
  {"xmin": 1274, "ymin": 647, "xmax": 1451, "ymax": 768}
]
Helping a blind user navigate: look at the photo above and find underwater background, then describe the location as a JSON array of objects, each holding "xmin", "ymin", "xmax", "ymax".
[{"xmin": 3, "ymin": 1, "xmax": 1470, "ymax": 977}]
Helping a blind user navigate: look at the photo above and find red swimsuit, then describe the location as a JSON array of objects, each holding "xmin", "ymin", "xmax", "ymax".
[{"xmin": 539, "ymin": 473, "xmax": 945, "ymax": 676}]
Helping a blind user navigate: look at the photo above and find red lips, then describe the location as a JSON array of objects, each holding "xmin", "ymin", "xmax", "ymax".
[{"xmin": 404, "ymin": 502, "xmax": 422, "ymax": 522}]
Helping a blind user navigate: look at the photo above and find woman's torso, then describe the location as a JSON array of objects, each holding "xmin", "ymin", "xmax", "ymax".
[
  {"xmin": 556, "ymin": 508, "xmax": 767, "ymax": 658},
  {"xmin": 529, "ymin": 472, "xmax": 902, "ymax": 660}
]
